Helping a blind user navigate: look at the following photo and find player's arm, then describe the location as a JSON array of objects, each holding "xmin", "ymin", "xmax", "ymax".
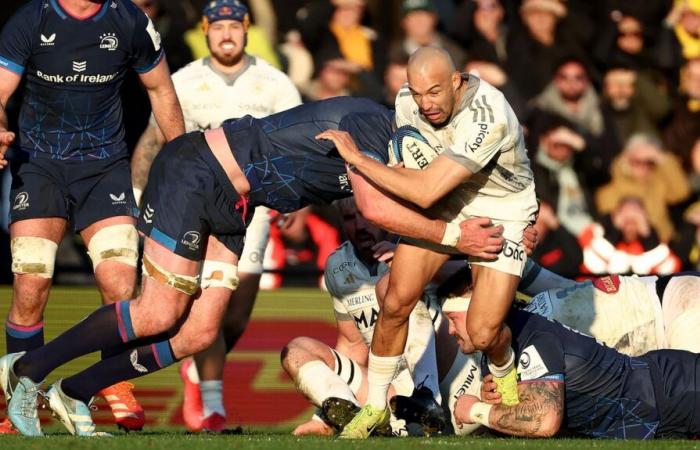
[
  {"xmin": 455, "ymin": 375, "xmax": 565, "ymax": 438},
  {"xmin": 138, "ymin": 58, "xmax": 184, "ymax": 142},
  {"xmin": 518, "ymin": 259, "xmax": 576, "ymax": 296},
  {"xmin": 319, "ymin": 129, "xmax": 470, "ymax": 209},
  {"xmin": 334, "ymin": 319, "xmax": 368, "ymax": 366},
  {"xmin": 349, "ymin": 169, "xmax": 503, "ymax": 259},
  {"xmin": 0, "ymin": 69, "xmax": 20, "ymax": 169},
  {"xmin": 130, "ymin": 123, "xmax": 165, "ymax": 204}
]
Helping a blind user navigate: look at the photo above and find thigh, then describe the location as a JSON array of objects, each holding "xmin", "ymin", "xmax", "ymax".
[
  {"xmin": 469, "ymin": 220, "xmax": 528, "ymax": 277},
  {"xmin": 468, "ymin": 264, "xmax": 519, "ymax": 329},
  {"xmin": 10, "ymin": 217, "xmax": 68, "ymax": 243},
  {"xmin": 387, "ymin": 243, "xmax": 450, "ymax": 306},
  {"xmin": 70, "ymin": 156, "xmax": 137, "ymax": 231},
  {"xmin": 10, "ymin": 157, "xmax": 69, "ymax": 224}
]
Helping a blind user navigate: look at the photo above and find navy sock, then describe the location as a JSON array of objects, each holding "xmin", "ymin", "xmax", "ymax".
[
  {"xmin": 62, "ymin": 340, "xmax": 176, "ymax": 404},
  {"xmin": 15, "ymin": 301, "xmax": 137, "ymax": 383},
  {"xmin": 5, "ymin": 320, "xmax": 44, "ymax": 353}
]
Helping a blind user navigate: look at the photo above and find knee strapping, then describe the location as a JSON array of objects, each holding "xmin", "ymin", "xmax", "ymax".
[
  {"xmin": 87, "ymin": 224, "xmax": 139, "ymax": 270},
  {"xmin": 11, "ymin": 237, "xmax": 58, "ymax": 278},
  {"xmin": 200, "ymin": 260, "xmax": 239, "ymax": 291},
  {"xmin": 142, "ymin": 254, "xmax": 200, "ymax": 296}
]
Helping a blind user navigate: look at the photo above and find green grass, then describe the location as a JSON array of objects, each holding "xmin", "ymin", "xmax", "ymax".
[
  {"xmin": 0, "ymin": 432, "xmax": 698, "ymax": 450},
  {"xmin": 1, "ymin": 286, "xmax": 699, "ymax": 447}
]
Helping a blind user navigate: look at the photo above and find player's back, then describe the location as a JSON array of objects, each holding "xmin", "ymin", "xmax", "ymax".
[
  {"xmin": 221, "ymin": 97, "xmax": 393, "ymax": 212},
  {"xmin": 509, "ymin": 309, "xmax": 662, "ymax": 439}
]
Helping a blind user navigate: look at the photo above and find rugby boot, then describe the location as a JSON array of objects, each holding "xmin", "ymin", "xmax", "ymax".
[
  {"xmin": 0, "ymin": 351, "xmax": 24, "ymax": 404},
  {"xmin": 47, "ymin": 380, "xmax": 110, "ymax": 437},
  {"xmin": 492, "ymin": 364, "xmax": 520, "ymax": 406},
  {"xmin": 179, "ymin": 358, "xmax": 204, "ymax": 432},
  {"xmin": 200, "ymin": 412, "xmax": 226, "ymax": 433},
  {"xmin": 336, "ymin": 402, "xmax": 391, "ymax": 439},
  {"xmin": 0, "ymin": 418, "xmax": 18, "ymax": 434},
  {"xmin": 6, "ymin": 375, "xmax": 43, "ymax": 436},
  {"xmin": 99, "ymin": 381, "xmax": 145, "ymax": 431},
  {"xmin": 322, "ymin": 397, "xmax": 392, "ymax": 437},
  {"xmin": 390, "ymin": 385, "xmax": 447, "ymax": 436}
]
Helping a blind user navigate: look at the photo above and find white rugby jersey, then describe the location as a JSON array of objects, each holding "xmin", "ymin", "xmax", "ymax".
[
  {"xmin": 172, "ymin": 55, "xmax": 301, "ymax": 131},
  {"xmin": 394, "ymin": 74, "xmax": 537, "ymax": 222},
  {"xmin": 524, "ymin": 275, "xmax": 665, "ymax": 356},
  {"xmin": 324, "ymin": 241, "xmax": 440, "ymax": 345}
]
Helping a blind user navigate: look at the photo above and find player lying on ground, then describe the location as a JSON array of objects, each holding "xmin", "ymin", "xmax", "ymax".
[
  {"xmin": 282, "ymin": 197, "xmax": 483, "ymax": 437},
  {"xmin": 444, "ymin": 284, "xmax": 700, "ymax": 439},
  {"xmin": 320, "ymin": 46, "xmax": 538, "ymax": 438},
  {"xmin": 0, "ymin": 97, "xmax": 509, "ymax": 437}
]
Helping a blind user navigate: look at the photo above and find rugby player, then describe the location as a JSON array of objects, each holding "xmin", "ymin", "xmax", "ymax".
[
  {"xmin": 445, "ymin": 296, "xmax": 700, "ymax": 439},
  {"xmin": 0, "ymin": 0, "xmax": 184, "ymax": 432},
  {"xmin": 321, "ymin": 46, "xmax": 537, "ymax": 437},
  {"xmin": 0, "ymin": 97, "xmax": 506, "ymax": 437},
  {"xmin": 282, "ymin": 197, "xmax": 471, "ymax": 437},
  {"xmin": 132, "ymin": 0, "xmax": 302, "ymax": 432}
]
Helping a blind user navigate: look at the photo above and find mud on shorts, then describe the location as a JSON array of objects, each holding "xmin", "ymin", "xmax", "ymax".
[
  {"xmin": 137, "ymin": 133, "xmax": 247, "ymax": 261},
  {"xmin": 10, "ymin": 152, "xmax": 137, "ymax": 230}
]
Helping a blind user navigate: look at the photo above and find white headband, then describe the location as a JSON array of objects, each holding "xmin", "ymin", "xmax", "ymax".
[{"xmin": 441, "ymin": 295, "xmax": 471, "ymax": 313}]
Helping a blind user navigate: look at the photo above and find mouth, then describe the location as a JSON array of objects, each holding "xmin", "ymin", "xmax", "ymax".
[
  {"xmin": 422, "ymin": 110, "xmax": 442, "ymax": 121},
  {"xmin": 220, "ymin": 42, "xmax": 236, "ymax": 51}
]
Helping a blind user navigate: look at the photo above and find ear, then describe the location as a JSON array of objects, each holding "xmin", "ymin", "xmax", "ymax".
[{"xmin": 452, "ymin": 71, "xmax": 461, "ymax": 91}]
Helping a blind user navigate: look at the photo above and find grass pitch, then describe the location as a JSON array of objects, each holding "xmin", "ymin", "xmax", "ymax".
[{"xmin": 0, "ymin": 286, "xmax": 699, "ymax": 448}]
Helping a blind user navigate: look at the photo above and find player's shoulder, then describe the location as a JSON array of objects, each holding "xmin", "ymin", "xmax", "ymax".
[
  {"xmin": 454, "ymin": 75, "xmax": 507, "ymax": 125},
  {"xmin": 4, "ymin": 0, "xmax": 44, "ymax": 27},
  {"xmin": 247, "ymin": 56, "xmax": 293, "ymax": 81},
  {"xmin": 172, "ymin": 58, "xmax": 209, "ymax": 81},
  {"xmin": 325, "ymin": 241, "xmax": 356, "ymax": 274}
]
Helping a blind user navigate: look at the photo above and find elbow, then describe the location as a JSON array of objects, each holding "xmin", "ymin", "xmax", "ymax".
[
  {"xmin": 416, "ymin": 195, "xmax": 436, "ymax": 209},
  {"xmin": 534, "ymin": 411, "xmax": 563, "ymax": 438}
]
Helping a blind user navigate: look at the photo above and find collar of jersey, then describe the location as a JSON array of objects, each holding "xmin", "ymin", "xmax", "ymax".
[{"xmin": 50, "ymin": 0, "xmax": 111, "ymax": 22}]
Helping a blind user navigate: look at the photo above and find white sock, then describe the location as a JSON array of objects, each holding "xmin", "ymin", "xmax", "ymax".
[
  {"xmin": 200, "ymin": 380, "xmax": 225, "ymax": 417},
  {"xmin": 406, "ymin": 301, "xmax": 442, "ymax": 403},
  {"xmin": 297, "ymin": 360, "xmax": 358, "ymax": 407},
  {"xmin": 186, "ymin": 359, "xmax": 200, "ymax": 383},
  {"xmin": 366, "ymin": 352, "xmax": 402, "ymax": 409},
  {"xmin": 487, "ymin": 347, "xmax": 515, "ymax": 377}
]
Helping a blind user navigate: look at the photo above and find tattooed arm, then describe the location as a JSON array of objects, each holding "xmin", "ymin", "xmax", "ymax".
[
  {"xmin": 455, "ymin": 376, "xmax": 565, "ymax": 438},
  {"xmin": 131, "ymin": 124, "xmax": 165, "ymax": 205}
]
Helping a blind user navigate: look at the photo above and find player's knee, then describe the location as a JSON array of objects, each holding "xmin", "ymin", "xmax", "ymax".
[
  {"xmin": 11, "ymin": 237, "xmax": 58, "ymax": 279},
  {"xmin": 280, "ymin": 337, "xmax": 321, "ymax": 374},
  {"xmin": 87, "ymin": 224, "xmax": 139, "ymax": 271},
  {"xmin": 466, "ymin": 321, "xmax": 499, "ymax": 352},
  {"xmin": 382, "ymin": 294, "xmax": 414, "ymax": 325},
  {"xmin": 142, "ymin": 254, "xmax": 201, "ymax": 296}
]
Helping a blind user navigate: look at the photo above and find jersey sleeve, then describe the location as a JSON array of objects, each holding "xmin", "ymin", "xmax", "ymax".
[
  {"xmin": 130, "ymin": 11, "xmax": 164, "ymax": 74},
  {"xmin": 323, "ymin": 266, "xmax": 352, "ymax": 321},
  {"xmin": 0, "ymin": 5, "xmax": 34, "ymax": 76},
  {"xmin": 516, "ymin": 330, "xmax": 566, "ymax": 382},
  {"xmin": 393, "ymin": 85, "xmax": 414, "ymax": 128},
  {"xmin": 444, "ymin": 93, "xmax": 511, "ymax": 175},
  {"xmin": 339, "ymin": 112, "xmax": 392, "ymax": 164}
]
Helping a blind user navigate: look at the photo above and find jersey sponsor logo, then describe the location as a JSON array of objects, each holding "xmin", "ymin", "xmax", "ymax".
[
  {"xmin": 466, "ymin": 123, "xmax": 490, "ymax": 153},
  {"xmin": 501, "ymin": 238, "xmax": 524, "ymax": 262},
  {"xmin": 344, "ymin": 273, "xmax": 355, "ymax": 285},
  {"xmin": 524, "ymin": 291, "xmax": 553, "ymax": 317},
  {"xmin": 345, "ymin": 293, "xmax": 375, "ymax": 307},
  {"xmin": 72, "ymin": 61, "xmax": 87, "ymax": 72},
  {"xmin": 332, "ymin": 261, "xmax": 356, "ymax": 274},
  {"xmin": 517, "ymin": 345, "xmax": 549, "ymax": 381},
  {"xmin": 99, "ymin": 33, "xmax": 119, "ymax": 51},
  {"xmin": 353, "ymin": 307, "xmax": 379, "ymax": 329},
  {"xmin": 40, "ymin": 33, "xmax": 56, "ymax": 46},
  {"xmin": 338, "ymin": 173, "xmax": 350, "ymax": 192},
  {"xmin": 36, "ymin": 69, "xmax": 118, "ymax": 84},
  {"xmin": 592, "ymin": 275, "xmax": 621, "ymax": 294},
  {"xmin": 453, "ymin": 362, "xmax": 479, "ymax": 399},
  {"xmin": 181, "ymin": 231, "xmax": 201, "ymax": 251},
  {"xmin": 12, "ymin": 192, "xmax": 29, "ymax": 211}
]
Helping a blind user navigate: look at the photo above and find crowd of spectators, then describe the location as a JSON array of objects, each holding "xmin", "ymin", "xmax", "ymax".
[{"xmin": 3, "ymin": 0, "xmax": 700, "ymax": 281}]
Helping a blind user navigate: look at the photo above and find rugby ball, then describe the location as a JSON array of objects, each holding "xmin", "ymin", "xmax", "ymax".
[{"xmin": 388, "ymin": 126, "xmax": 440, "ymax": 170}]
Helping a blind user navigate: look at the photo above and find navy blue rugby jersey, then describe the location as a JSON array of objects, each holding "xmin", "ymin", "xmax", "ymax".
[
  {"xmin": 218, "ymin": 97, "xmax": 394, "ymax": 212},
  {"xmin": 0, "ymin": 0, "xmax": 163, "ymax": 160}
]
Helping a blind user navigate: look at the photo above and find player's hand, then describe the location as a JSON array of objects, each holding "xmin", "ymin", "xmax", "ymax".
[
  {"xmin": 453, "ymin": 394, "xmax": 481, "ymax": 426},
  {"xmin": 480, "ymin": 374, "xmax": 502, "ymax": 404},
  {"xmin": 315, "ymin": 130, "xmax": 363, "ymax": 166},
  {"xmin": 292, "ymin": 419, "xmax": 335, "ymax": 436},
  {"xmin": 0, "ymin": 130, "xmax": 15, "ymax": 170},
  {"xmin": 522, "ymin": 224, "xmax": 538, "ymax": 256},
  {"xmin": 372, "ymin": 241, "xmax": 396, "ymax": 263},
  {"xmin": 456, "ymin": 217, "xmax": 504, "ymax": 259}
]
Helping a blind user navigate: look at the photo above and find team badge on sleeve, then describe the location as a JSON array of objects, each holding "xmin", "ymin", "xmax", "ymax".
[{"xmin": 517, "ymin": 345, "xmax": 549, "ymax": 381}]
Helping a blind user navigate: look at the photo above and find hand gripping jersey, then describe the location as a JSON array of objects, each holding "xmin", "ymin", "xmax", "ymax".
[
  {"xmin": 172, "ymin": 55, "xmax": 301, "ymax": 132},
  {"xmin": 393, "ymin": 75, "xmax": 538, "ymax": 224},
  {"xmin": 524, "ymin": 275, "xmax": 665, "ymax": 356},
  {"xmin": 0, "ymin": 0, "xmax": 163, "ymax": 160}
]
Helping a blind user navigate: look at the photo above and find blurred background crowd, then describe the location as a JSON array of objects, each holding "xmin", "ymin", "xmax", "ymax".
[{"xmin": 2, "ymin": 0, "xmax": 700, "ymax": 284}]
